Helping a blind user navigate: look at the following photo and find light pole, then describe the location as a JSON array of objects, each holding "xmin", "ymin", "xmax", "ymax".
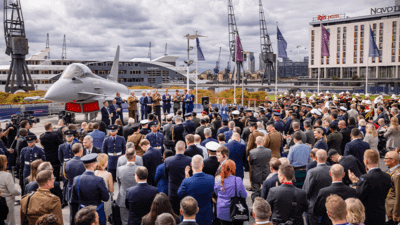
[
  {"xmin": 296, "ymin": 45, "xmax": 301, "ymax": 62},
  {"xmin": 184, "ymin": 33, "xmax": 206, "ymax": 93}
]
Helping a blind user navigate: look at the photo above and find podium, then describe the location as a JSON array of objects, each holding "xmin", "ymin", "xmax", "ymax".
[{"xmin": 154, "ymin": 105, "xmax": 162, "ymax": 123}]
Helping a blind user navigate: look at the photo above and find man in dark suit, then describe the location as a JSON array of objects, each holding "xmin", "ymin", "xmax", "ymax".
[
  {"xmin": 327, "ymin": 124, "xmax": 343, "ymax": 154},
  {"xmin": 191, "ymin": 112, "xmax": 200, "ymax": 128},
  {"xmin": 200, "ymin": 128, "xmax": 218, "ymax": 147},
  {"xmin": 162, "ymin": 115, "xmax": 175, "ymax": 152},
  {"xmin": 40, "ymin": 122, "xmax": 63, "ymax": 182},
  {"xmin": 249, "ymin": 136, "xmax": 272, "ymax": 191},
  {"xmin": 304, "ymin": 120, "xmax": 315, "ymax": 147},
  {"xmin": 184, "ymin": 134, "xmax": 203, "ymax": 158},
  {"xmin": 267, "ymin": 164, "xmax": 308, "ymax": 225},
  {"xmin": 302, "ymin": 150, "xmax": 332, "ymax": 225},
  {"xmin": 343, "ymin": 128, "xmax": 370, "ymax": 171},
  {"xmin": 261, "ymin": 158, "xmax": 281, "ymax": 199},
  {"xmin": 126, "ymin": 166, "xmax": 158, "ymax": 225},
  {"xmin": 313, "ymin": 164, "xmax": 356, "ymax": 225},
  {"xmin": 82, "ymin": 136, "xmax": 101, "ymax": 156},
  {"xmin": 224, "ymin": 133, "xmax": 246, "ymax": 179},
  {"xmin": 162, "ymin": 89, "xmax": 172, "ymax": 115},
  {"xmin": 374, "ymin": 106, "xmax": 389, "ymax": 124},
  {"xmin": 182, "ymin": 113, "xmax": 196, "ymax": 134},
  {"xmin": 111, "ymin": 99, "xmax": 119, "ymax": 125},
  {"xmin": 101, "ymin": 101, "xmax": 112, "ymax": 126},
  {"xmin": 140, "ymin": 139, "xmax": 162, "ymax": 186},
  {"xmin": 123, "ymin": 118, "xmax": 135, "ymax": 141},
  {"xmin": 171, "ymin": 117, "xmax": 187, "ymax": 145},
  {"xmin": 179, "ymin": 196, "xmax": 199, "ymax": 225},
  {"xmin": 203, "ymin": 142, "xmax": 219, "ymax": 176},
  {"xmin": 145, "ymin": 90, "xmax": 153, "ymax": 119},
  {"xmin": 178, "ymin": 155, "xmax": 214, "ymax": 225},
  {"xmin": 338, "ymin": 120, "xmax": 351, "ymax": 153},
  {"xmin": 328, "ymin": 149, "xmax": 366, "ymax": 186},
  {"xmin": 349, "ymin": 149, "xmax": 391, "ymax": 225},
  {"xmin": 71, "ymin": 153, "xmax": 109, "ymax": 225},
  {"xmin": 64, "ymin": 143, "xmax": 86, "ymax": 225},
  {"xmin": 194, "ymin": 119, "xmax": 207, "ymax": 142},
  {"xmin": 164, "ymin": 141, "xmax": 192, "ymax": 215}
]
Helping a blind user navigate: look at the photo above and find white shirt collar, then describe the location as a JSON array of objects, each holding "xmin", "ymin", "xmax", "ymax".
[
  {"xmin": 137, "ymin": 181, "xmax": 147, "ymax": 183},
  {"xmin": 183, "ymin": 219, "xmax": 196, "ymax": 222},
  {"xmin": 255, "ymin": 221, "xmax": 271, "ymax": 224},
  {"xmin": 332, "ymin": 181, "xmax": 343, "ymax": 184}
]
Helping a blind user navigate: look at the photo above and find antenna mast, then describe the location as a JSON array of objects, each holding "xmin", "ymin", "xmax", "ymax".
[{"xmin": 61, "ymin": 34, "xmax": 66, "ymax": 60}]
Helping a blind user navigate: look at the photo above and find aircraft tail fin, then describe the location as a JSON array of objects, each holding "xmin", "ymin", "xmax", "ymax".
[{"xmin": 108, "ymin": 45, "xmax": 120, "ymax": 82}]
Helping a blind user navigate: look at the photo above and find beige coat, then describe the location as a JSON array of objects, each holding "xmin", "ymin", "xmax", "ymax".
[{"xmin": 263, "ymin": 130, "xmax": 282, "ymax": 159}]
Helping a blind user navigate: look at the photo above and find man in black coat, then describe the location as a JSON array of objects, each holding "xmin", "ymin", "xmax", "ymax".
[
  {"xmin": 203, "ymin": 142, "xmax": 219, "ymax": 177},
  {"xmin": 267, "ymin": 164, "xmax": 308, "ymax": 225},
  {"xmin": 343, "ymin": 128, "xmax": 370, "ymax": 171},
  {"xmin": 39, "ymin": 123, "xmax": 63, "ymax": 182},
  {"xmin": 82, "ymin": 136, "xmax": 101, "ymax": 156},
  {"xmin": 123, "ymin": 118, "xmax": 135, "ymax": 141},
  {"xmin": 141, "ymin": 139, "xmax": 162, "ymax": 186},
  {"xmin": 302, "ymin": 150, "xmax": 332, "ymax": 225},
  {"xmin": 338, "ymin": 120, "xmax": 351, "ymax": 153},
  {"xmin": 164, "ymin": 141, "xmax": 192, "ymax": 215},
  {"xmin": 171, "ymin": 117, "xmax": 186, "ymax": 145},
  {"xmin": 261, "ymin": 158, "xmax": 281, "ymax": 199},
  {"xmin": 349, "ymin": 149, "xmax": 391, "ymax": 225},
  {"xmin": 184, "ymin": 134, "xmax": 203, "ymax": 158},
  {"xmin": 328, "ymin": 149, "xmax": 366, "ymax": 186},
  {"xmin": 313, "ymin": 164, "xmax": 356, "ymax": 225},
  {"xmin": 101, "ymin": 101, "xmax": 112, "ymax": 126},
  {"xmin": 182, "ymin": 113, "xmax": 196, "ymax": 134},
  {"xmin": 179, "ymin": 196, "xmax": 199, "ymax": 225},
  {"xmin": 194, "ymin": 119, "xmax": 207, "ymax": 142}
]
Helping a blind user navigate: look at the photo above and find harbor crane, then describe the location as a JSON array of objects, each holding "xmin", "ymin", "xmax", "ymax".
[
  {"xmin": 227, "ymin": 0, "xmax": 244, "ymax": 85},
  {"xmin": 213, "ymin": 47, "xmax": 221, "ymax": 81}
]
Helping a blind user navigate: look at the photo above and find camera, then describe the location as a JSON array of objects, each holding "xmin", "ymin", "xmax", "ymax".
[{"xmin": 7, "ymin": 111, "xmax": 40, "ymax": 128}]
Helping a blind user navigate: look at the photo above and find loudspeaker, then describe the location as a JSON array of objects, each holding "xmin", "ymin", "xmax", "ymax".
[{"xmin": 202, "ymin": 96, "xmax": 209, "ymax": 105}]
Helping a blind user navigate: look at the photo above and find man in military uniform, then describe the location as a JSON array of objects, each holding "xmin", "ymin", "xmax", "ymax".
[
  {"xmin": 20, "ymin": 170, "xmax": 63, "ymax": 225},
  {"xmin": 217, "ymin": 119, "xmax": 229, "ymax": 137},
  {"xmin": 162, "ymin": 89, "xmax": 172, "ymax": 116},
  {"xmin": 20, "ymin": 135, "xmax": 46, "ymax": 180},
  {"xmin": 139, "ymin": 120, "xmax": 151, "ymax": 135},
  {"xmin": 71, "ymin": 153, "xmax": 109, "ymax": 225},
  {"xmin": 191, "ymin": 112, "xmax": 200, "ymax": 128},
  {"xmin": 58, "ymin": 130, "xmax": 76, "ymax": 165},
  {"xmin": 171, "ymin": 117, "xmax": 186, "ymax": 145},
  {"xmin": 102, "ymin": 125, "xmax": 126, "ymax": 182},
  {"xmin": 40, "ymin": 122, "xmax": 63, "ymax": 182},
  {"xmin": 115, "ymin": 92, "xmax": 126, "ymax": 125},
  {"xmin": 182, "ymin": 113, "xmax": 196, "ymax": 134},
  {"xmin": 127, "ymin": 91, "xmax": 139, "ymax": 121},
  {"xmin": 273, "ymin": 112, "xmax": 285, "ymax": 133},
  {"xmin": 64, "ymin": 143, "xmax": 85, "ymax": 225},
  {"xmin": 220, "ymin": 99, "xmax": 229, "ymax": 122},
  {"xmin": 173, "ymin": 90, "xmax": 182, "ymax": 116},
  {"xmin": 231, "ymin": 110, "xmax": 244, "ymax": 134},
  {"xmin": 243, "ymin": 109, "xmax": 256, "ymax": 127},
  {"xmin": 152, "ymin": 89, "xmax": 162, "ymax": 121},
  {"xmin": 127, "ymin": 123, "xmax": 145, "ymax": 157},
  {"xmin": 145, "ymin": 122, "xmax": 164, "ymax": 154}
]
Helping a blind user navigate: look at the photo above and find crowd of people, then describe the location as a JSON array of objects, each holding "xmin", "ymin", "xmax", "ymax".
[{"xmin": 0, "ymin": 90, "xmax": 400, "ymax": 225}]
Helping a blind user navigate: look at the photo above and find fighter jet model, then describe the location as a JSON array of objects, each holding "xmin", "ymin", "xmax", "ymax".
[{"xmin": 26, "ymin": 46, "xmax": 130, "ymax": 114}]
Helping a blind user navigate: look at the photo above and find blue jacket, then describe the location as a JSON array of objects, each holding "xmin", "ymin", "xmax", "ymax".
[
  {"xmin": 20, "ymin": 146, "xmax": 46, "ymax": 178},
  {"xmin": 145, "ymin": 132, "xmax": 164, "ymax": 153},
  {"xmin": 314, "ymin": 138, "xmax": 328, "ymax": 151},
  {"xmin": 64, "ymin": 156, "xmax": 86, "ymax": 203},
  {"xmin": 154, "ymin": 163, "xmax": 168, "ymax": 195},
  {"xmin": 344, "ymin": 139, "xmax": 370, "ymax": 170},
  {"xmin": 162, "ymin": 94, "xmax": 172, "ymax": 109},
  {"xmin": 184, "ymin": 94, "xmax": 195, "ymax": 110},
  {"xmin": 139, "ymin": 96, "xmax": 147, "ymax": 111},
  {"xmin": 261, "ymin": 173, "xmax": 280, "ymax": 199},
  {"xmin": 164, "ymin": 154, "xmax": 192, "ymax": 199},
  {"xmin": 58, "ymin": 142, "xmax": 74, "ymax": 165},
  {"xmin": 220, "ymin": 105, "xmax": 229, "ymax": 121},
  {"xmin": 71, "ymin": 170, "xmax": 109, "ymax": 207},
  {"xmin": 217, "ymin": 126, "xmax": 229, "ymax": 137},
  {"xmin": 101, "ymin": 106, "xmax": 111, "ymax": 126},
  {"xmin": 275, "ymin": 120, "xmax": 285, "ymax": 132},
  {"xmin": 109, "ymin": 104, "xmax": 117, "ymax": 124},
  {"xmin": 102, "ymin": 135, "xmax": 126, "ymax": 169},
  {"xmin": 224, "ymin": 140, "xmax": 246, "ymax": 179},
  {"xmin": 126, "ymin": 183, "xmax": 158, "ymax": 225},
  {"xmin": 178, "ymin": 172, "xmax": 215, "ymax": 225},
  {"xmin": 223, "ymin": 129, "xmax": 233, "ymax": 142},
  {"xmin": 200, "ymin": 137, "xmax": 218, "ymax": 147},
  {"xmin": 142, "ymin": 147, "xmax": 163, "ymax": 186},
  {"xmin": 88, "ymin": 129, "xmax": 106, "ymax": 151},
  {"xmin": 284, "ymin": 117, "xmax": 292, "ymax": 133},
  {"xmin": 182, "ymin": 120, "xmax": 196, "ymax": 134}
]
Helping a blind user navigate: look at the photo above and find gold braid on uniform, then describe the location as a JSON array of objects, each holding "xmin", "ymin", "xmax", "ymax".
[
  {"xmin": 171, "ymin": 126, "xmax": 175, "ymax": 142},
  {"xmin": 63, "ymin": 163, "xmax": 68, "ymax": 180}
]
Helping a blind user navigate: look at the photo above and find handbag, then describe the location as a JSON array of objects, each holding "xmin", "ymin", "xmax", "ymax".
[
  {"xmin": 230, "ymin": 177, "xmax": 249, "ymax": 222},
  {"xmin": 77, "ymin": 175, "xmax": 107, "ymax": 225},
  {"xmin": 22, "ymin": 191, "xmax": 35, "ymax": 225}
]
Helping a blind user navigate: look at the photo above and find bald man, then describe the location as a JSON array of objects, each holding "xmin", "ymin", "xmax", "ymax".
[
  {"xmin": 249, "ymin": 136, "xmax": 271, "ymax": 191},
  {"xmin": 302, "ymin": 150, "xmax": 332, "ymax": 225},
  {"xmin": 385, "ymin": 151, "xmax": 400, "ymax": 224},
  {"xmin": 314, "ymin": 164, "xmax": 356, "ymax": 225}
]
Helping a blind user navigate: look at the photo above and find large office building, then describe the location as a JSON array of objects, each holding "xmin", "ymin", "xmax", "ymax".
[
  {"xmin": 306, "ymin": 2, "xmax": 400, "ymax": 93},
  {"xmin": 278, "ymin": 57, "xmax": 309, "ymax": 78},
  {"xmin": 246, "ymin": 52, "xmax": 256, "ymax": 73}
]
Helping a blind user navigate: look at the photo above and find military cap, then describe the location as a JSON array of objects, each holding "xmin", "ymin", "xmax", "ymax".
[
  {"xmin": 184, "ymin": 113, "xmax": 192, "ymax": 118},
  {"xmin": 291, "ymin": 113, "xmax": 298, "ymax": 117},
  {"xmin": 245, "ymin": 109, "xmax": 252, "ymax": 113},
  {"xmin": 306, "ymin": 104, "xmax": 313, "ymax": 109},
  {"xmin": 108, "ymin": 125, "xmax": 119, "ymax": 132},
  {"xmin": 150, "ymin": 121, "xmax": 159, "ymax": 127},
  {"xmin": 266, "ymin": 121, "xmax": 275, "ymax": 126},
  {"xmin": 205, "ymin": 141, "xmax": 220, "ymax": 152},
  {"xmin": 191, "ymin": 112, "xmax": 197, "ymax": 117},
  {"xmin": 340, "ymin": 106, "xmax": 347, "ymax": 112},
  {"xmin": 202, "ymin": 111, "xmax": 207, "ymax": 115},
  {"xmin": 249, "ymin": 122, "xmax": 257, "ymax": 127},
  {"xmin": 140, "ymin": 119, "xmax": 149, "ymax": 125},
  {"xmin": 259, "ymin": 109, "xmax": 265, "ymax": 114},
  {"xmin": 273, "ymin": 112, "xmax": 281, "ymax": 117},
  {"xmin": 330, "ymin": 106, "xmax": 337, "ymax": 110},
  {"xmin": 25, "ymin": 135, "xmax": 37, "ymax": 143},
  {"xmin": 64, "ymin": 130, "xmax": 76, "ymax": 137},
  {"xmin": 131, "ymin": 123, "xmax": 141, "ymax": 128},
  {"xmin": 232, "ymin": 110, "xmax": 240, "ymax": 115},
  {"xmin": 81, "ymin": 153, "xmax": 98, "ymax": 164}
]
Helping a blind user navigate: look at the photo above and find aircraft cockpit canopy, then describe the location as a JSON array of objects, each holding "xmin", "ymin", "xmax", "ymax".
[{"xmin": 61, "ymin": 63, "xmax": 94, "ymax": 79}]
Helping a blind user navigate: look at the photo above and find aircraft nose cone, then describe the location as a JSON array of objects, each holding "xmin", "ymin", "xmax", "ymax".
[{"xmin": 44, "ymin": 81, "xmax": 66, "ymax": 102}]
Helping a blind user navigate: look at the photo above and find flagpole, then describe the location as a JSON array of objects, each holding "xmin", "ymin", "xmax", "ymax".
[
  {"xmin": 234, "ymin": 34, "xmax": 237, "ymax": 105},
  {"xmin": 365, "ymin": 24, "xmax": 370, "ymax": 95},
  {"xmin": 275, "ymin": 22, "xmax": 278, "ymax": 103},
  {"xmin": 318, "ymin": 20, "xmax": 321, "ymax": 94},
  {"xmin": 196, "ymin": 42, "xmax": 198, "ymax": 104}
]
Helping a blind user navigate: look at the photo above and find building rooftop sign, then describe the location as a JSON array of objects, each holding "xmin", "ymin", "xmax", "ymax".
[
  {"xmin": 312, "ymin": 14, "xmax": 346, "ymax": 22},
  {"xmin": 371, "ymin": 5, "xmax": 400, "ymax": 15}
]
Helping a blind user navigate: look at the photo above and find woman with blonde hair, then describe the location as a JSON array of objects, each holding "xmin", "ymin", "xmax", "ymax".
[
  {"xmin": 363, "ymin": 123, "xmax": 378, "ymax": 151},
  {"xmin": 0, "ymin": 155, "xmax": 20, "ymax": 225},
  {"xmin": 213, "ymin": 159, "xmax": 247, "ymax": 225},
  {"xmin": 384, "ymin": 117, "xmax": 400, "ymax": 152},
  {"xmin": 25, "ymin": 159, "xmax": 43, "ymax": 186},
  {"xmin": 345, "ymin": 198, "xmax": 365, "ymax": 225},
  {"xmin": 95, "ymin": 153, "xmax": 114, "ymax": 220}
]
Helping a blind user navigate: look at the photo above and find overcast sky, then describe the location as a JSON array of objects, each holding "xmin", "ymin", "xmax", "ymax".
[{"xmin": 0, "ymin": 0, "xmax": 393, "ymax": 72}]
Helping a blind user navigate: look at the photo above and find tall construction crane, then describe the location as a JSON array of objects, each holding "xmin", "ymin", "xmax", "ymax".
[
  {"xmin": 147, "ymin": 42, "xmax": 151, "ymax": 60},
  {"xmin": 259, "ymin": 0, "xmax": 275, "ymax": 85},
  {"xmin": 213, "ymin": 47, "xmax": 221, "ymax": 81},
  {"xmin": 224, "ymin": 60, "xmax": 231, "ymax": 82},
  {"xmin": 228, "ymin": 0, "xmax": 243, "ymax": 85},
  {"xmin": 3, "ymin": 0, "xmax": 34, "ymax": 93}
]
